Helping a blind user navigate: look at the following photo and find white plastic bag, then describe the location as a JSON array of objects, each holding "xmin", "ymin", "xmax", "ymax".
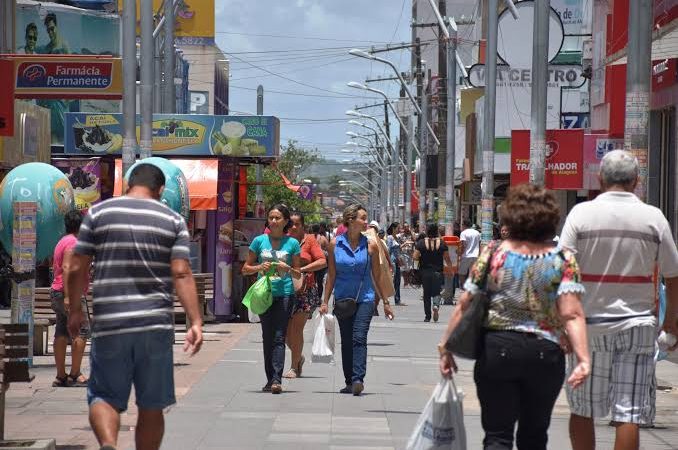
[
  {"xmin": 406, "ymin": 378, "xmax": 467, "ymax": 450},
  {"xmin": 248, "ymin": 308, "xmax": 260, "ymax": 323},
  {"xmin": 311, "ymin": 311, "xmax": 335, "ymax": 364}
]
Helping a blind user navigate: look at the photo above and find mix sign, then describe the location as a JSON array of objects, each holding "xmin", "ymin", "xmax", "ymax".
[{"xmin": 8, "ymin": 56, "xmax": 122, "ymax": 100}]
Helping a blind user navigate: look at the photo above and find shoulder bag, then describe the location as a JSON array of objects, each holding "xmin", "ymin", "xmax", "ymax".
[
  {"xmin": 444, "ymin": 241, "xmax": 499, "ymax": 360},
  {"xmin": 333, "ymin": 252, "xmax": 370, "ymax": 320}
]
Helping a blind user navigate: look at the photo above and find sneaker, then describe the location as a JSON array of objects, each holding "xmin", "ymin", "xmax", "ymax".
[
  {"xmin": 424, "ymin": 318, "xmax": 431, "ymax": 322},
  {"xmin": 271, "ymin": 383, "xmax": 283, "ymax": 394},
  {"xmin": 352, "ymin": 382, "xmax": 364, "ymax": 396},
  {"xmin": 339, "ymin": 384, "xmax": 352, "ymax": 394},
  {"xmin": 433, "ymin": 307, "xmax": 439, "ymax": 322},
  {"xmin": 262, "ymin": 382, "xmax": 272, "ymax": 392}
]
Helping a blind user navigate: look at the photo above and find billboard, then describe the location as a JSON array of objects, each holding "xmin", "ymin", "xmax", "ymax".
[
  {"xmin": 511, "ymin": 129, "xmax": 584, "ymax": 190},
  {"xmin": 10, "ymin": 56, "xmax": 122, "ymax": 100},
  {"xmin": 64, "ymin": 113, "xmax": 281, "ymax": 158},
  {"xmin": 120, "ymin": 0, "xmax": 215, "ymax": 45},
  {"xmin": 0, "ymin": 59, "xmax": 14, "ymax": 136},
  {"xmin": 15, "ymin": 2, "xmax": 121, "ymax": 143}
]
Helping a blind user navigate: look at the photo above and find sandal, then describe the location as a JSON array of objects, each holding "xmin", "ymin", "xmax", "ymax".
[
  {"xmin": 282, "ymin": 368, "xmax": 298, "ymax": 379},
  {"xmin": 52, "ymin": 375, "xmax": 69, "ymax": 387},
  {"xmin": 67, "ymin": 372, "xmax": 88, "ymax": 387}
]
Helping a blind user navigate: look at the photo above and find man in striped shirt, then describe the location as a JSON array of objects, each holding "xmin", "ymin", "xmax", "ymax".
[
  {"xmin": 65, "ymin": 163, "xmax": 202, "ymax": 450},
  {"xmin": 561, "ymin": 150, "xmax": 678, "ymax": 450}
]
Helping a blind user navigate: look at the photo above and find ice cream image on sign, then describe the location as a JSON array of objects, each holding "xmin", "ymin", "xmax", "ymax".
[
  {"xmin": 220, "ymin": 121, "xmax": 247, "ymax": 156},
  {"xmin": 217, "ymin": 261, "xmax": 232, "ymax": 299}
]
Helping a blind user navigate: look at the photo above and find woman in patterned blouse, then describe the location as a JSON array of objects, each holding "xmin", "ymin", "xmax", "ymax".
[{"xmin": 438, "ymin": 184, "xmax": 591, "ymax": 450}]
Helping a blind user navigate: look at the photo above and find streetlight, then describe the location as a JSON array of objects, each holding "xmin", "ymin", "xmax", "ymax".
[
  {"xmin": 347, "ymin": 84, "xmax": 428, "ymax": 150},
  {"xmin": 342, "ymin": 169, "xmax": 379, "ymax": 189}
]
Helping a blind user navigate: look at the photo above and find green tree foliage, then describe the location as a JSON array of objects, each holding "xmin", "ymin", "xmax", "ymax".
[{"xmin": 247, "ymin": 140, "xmax": 325, "ymax": 223}]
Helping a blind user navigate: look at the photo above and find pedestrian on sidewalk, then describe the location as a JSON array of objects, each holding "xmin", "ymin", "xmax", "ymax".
[
  {"xmin": 364, "ymin": 220, "xmax": 395, "ymax": 316},
  {"xmin": 64, "ymin": 163, "xmax": 204, "ymax": 450},
  {"xmin": 284, "ymin": 212, "xmax": 327, "ymax": 379},
  {"xmin": 560, "ymin": 150, "xmax": 678, "ymax": 450},
  {"xmin": 243, "ymin": 204, "xmax": 302, "ymax": 394},
  {"xmin": 413, "ymin": 222, "xmax": 452, "ymax": 323},
  {"xmin": 386, "ymin": 222, "xmax": 403, "ymax": 305},
  {"xmin": 50, "ymin": 210, "xmax": 90, "ymax": 387},
  {"xmin": 320, "ymin": 205, "xmax": 394, "ymax": 396},
  {"xmin": 458, "ymin": 218, "xmax": 481, "ymax": 289},
  {"xmin": 312, "ymin": 223, "xmax": 330, "ymax": 299},
  {"xmin": 439, "ymin": 184, "xmax": 591, "ymax": 450},
  {"xmin": 397, "ymin": 222, "xmax": 416, "ymax": 286}
]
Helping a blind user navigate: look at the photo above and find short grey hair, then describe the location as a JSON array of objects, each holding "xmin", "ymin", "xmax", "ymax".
[{"xmin": 600, "ymin": 150, "xmax": 639, "ymax": 187}]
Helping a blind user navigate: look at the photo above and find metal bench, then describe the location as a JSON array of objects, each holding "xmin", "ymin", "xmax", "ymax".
[
  {"xmin": 0, "ymin": 324, "xmax": 33, "ymax": 440},
  {"xmin": 173, "ymin": 273, "xmax": 215, "ymax": 328},
  {"xmin": 33, "ymin": 288, "xmax": 93, "ymax": 356}
]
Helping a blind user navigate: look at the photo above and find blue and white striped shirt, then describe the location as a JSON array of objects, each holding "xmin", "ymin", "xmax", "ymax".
[{"xmin": 74, "ymin": 196, "xmax": 191, "ymax": 338}]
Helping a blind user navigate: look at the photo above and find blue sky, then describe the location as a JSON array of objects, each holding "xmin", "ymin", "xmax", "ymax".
[{"xmin": 214, "ymin": 0, "xmax": 414, "ymax": 162}]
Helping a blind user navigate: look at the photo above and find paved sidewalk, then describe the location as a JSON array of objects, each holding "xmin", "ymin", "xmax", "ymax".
[{"xmin": 162, "ymin": 287, "xmax": 678, "ymax": 450}]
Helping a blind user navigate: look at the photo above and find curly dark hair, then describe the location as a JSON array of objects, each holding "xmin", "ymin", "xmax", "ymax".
[{"xmin": 501, "ymin": 184, "xmax": 560, "ymax": 243}]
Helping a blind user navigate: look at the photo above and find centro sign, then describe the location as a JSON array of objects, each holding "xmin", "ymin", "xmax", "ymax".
[{"xmin": 468, "ymin": 64, "xmax": 583, "ymax": 88}]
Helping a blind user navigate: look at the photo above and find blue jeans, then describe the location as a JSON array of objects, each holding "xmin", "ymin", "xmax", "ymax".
[
  {"xmin": 259, "ymin": 295, "xmax": 293, "ymax": 384},
  {"xmin": 337, "ymin": 301, "xmax": 374, "ymax": 385},
  {"xmin": 393, "ymin": 264, "xmax": 401, "ymax": 304},
  {"xmin": 88, "ymin": 329, "xmax": 175, "ymax": 412}
]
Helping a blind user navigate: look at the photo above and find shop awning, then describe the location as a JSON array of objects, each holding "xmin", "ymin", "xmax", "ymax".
[{"xmin": 114, "ymin": 159, "xmax": 219, "ymax": 210}]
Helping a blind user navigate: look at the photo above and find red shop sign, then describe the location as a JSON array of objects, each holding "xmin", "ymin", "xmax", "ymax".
[
  {"xmin": 510, "ymin": 129, "xmax": 584, "ymax": 190},
  {"xmin": 0, "ymin": 59, "xmax": 14, "ymax": 136},
  {"xmin": 652, "ymin": 59, "xmax": 678, "ymax": 91}
]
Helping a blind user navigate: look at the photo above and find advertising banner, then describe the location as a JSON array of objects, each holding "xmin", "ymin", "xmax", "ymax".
[
  {"xmin": 15, "ymin": 2, "xmax": 121, "ymax": 143},
  {"xmin": 583, "ymin": 134, "xmax": 624, "ymax": 190},
  {"xmin": 52, "ymin": 157, "xmax": 102, "ymax": 210},
  {"xmin": 11, "ymin": 56, "xmax": 123, "ymax": 100},
  {"xmin": 0, "ymin": 59, "xmax": 15, "ymax": 136},
  {"xmin": 64, "ymin": 113, "xmax": 281, "ymax": 158},
  {"xmin": 214, "ymin": 159, "xmax": 235, "ymax": 318},
  {"xmin": 11, "ymin": 201, "xmax": 37, "ymax": 365},
  {"xmin": 511, "ymin": 129, "xmax": 585, "ymax": 189}
]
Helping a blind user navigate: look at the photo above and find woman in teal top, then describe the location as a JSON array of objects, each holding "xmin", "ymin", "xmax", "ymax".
[
  {"xmin": 243, "ymin": 204, "xmax": 301, "ymax": 394},
  {"xmin": 320, "ymin": 204, "xmax": 394, "ymax": 396}
]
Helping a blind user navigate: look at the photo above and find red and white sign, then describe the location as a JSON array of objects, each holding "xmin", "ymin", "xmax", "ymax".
[
  {"xmin": 511, "ymin": 129, "xmax": 584, "ymax": 189},
  {"xmin": 0, "ymin": 59, "xmax": 14, "ymax": 136},
  {"xmin": 652, "ymin": 58, "xmax": 678, "ymax": 91}
]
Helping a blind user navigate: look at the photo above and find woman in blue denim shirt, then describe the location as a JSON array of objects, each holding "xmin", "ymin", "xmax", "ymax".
[
  {"xmin": 386, "ymin": 222, "xmax": 402, "ymax": 304},
  {"xmin": 320, "ymin": 205, "xmax": 394, "ymax": 396},
  {"xmin": 243, "ymin": 204, "xmax": 302, "ymax": 395}
]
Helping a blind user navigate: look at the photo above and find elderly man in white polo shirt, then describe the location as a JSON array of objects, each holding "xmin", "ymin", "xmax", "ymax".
[{"xmin": 561, "ymin": 150, "xmax": 678, "ymax": 450}]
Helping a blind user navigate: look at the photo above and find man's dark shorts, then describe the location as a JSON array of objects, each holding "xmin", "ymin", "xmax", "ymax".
[
  {"xmin": 88, "ymin": 329, "xmax": 176, "ymax": 412},
  {"xmin": 49, "ymin": 289, "xmax": 90, "ymax": 339}
]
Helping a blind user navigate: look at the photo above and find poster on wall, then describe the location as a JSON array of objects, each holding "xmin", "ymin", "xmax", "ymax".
[
  {"xmin": 15, "ymin": 2, "xmax": 121, "ymax": 144},
  {"xmin": 64, "ymin": 113, "xmax": 281, "ymax": 158},
  {"xmin": 511, "ymin": 129, "xmax": 584, "ymax": 189},
  {"xmin": 583, "ymin": 134, "xmax": 624, "ymax": 190},
  {"xmin": 52, "ymin": 158, "xmax": 102, "ymax": 210},
  {"xmin": 214, "ymin": 159, "xmax": 235, "ymax": 318}
]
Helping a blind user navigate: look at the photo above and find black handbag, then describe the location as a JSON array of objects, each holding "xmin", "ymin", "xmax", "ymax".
[
  {"xmin": 333, "ymin": 256, "xmax": 369, "ymax": 320},
  {"xmin": 445, "ymin": 241, "xmax": 499, "ymax": 360}
]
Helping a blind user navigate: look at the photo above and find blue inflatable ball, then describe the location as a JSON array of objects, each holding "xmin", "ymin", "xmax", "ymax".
[
  {"xmin": 125, "ymin": 158, "xmax": 190, "ymax": 222},
  {"xmin": 0, "ymin": 163, "xmax": 75, "ymax": 261}
]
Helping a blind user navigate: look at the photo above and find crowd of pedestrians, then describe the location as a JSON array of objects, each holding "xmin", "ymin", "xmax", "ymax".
[{"xmin": 37, "ymin": 149, "xmax": 678, "ymax": 450}]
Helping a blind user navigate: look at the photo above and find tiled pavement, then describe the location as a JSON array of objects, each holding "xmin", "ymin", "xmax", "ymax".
[{"xmin": 3, "ymin": 286, "xmax": 678, "ymax": 449}]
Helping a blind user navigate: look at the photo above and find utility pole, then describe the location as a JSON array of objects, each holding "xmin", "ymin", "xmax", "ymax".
[
  {"xmin": 163, "ymin": 0, "xmax": 176, "ymax": 113},
  {"xmin": 444, "ymin": 18, "xmax": 457, "ymax": 237},
  {"xmin": 529, "ymin": 0, "xmax": 550, "ymax": 187},
  {"xmin": 154, "ymin": 37, "xmax": 162, "ymax": 113},
  {"xmin": 255, "ymin": 86, "xmax": 265, "ymax": 217},
  {"xmin": 122, "ymin": 0, "xmax": 137, "ymax": 175},
  {"xmin": 625, "ymin": 0, "xmax": 652, "ymax": 201},
  {"xmin": 0, "ymin": 1, "xmax": 15, "ymax": 53},
  {"xmin": 437, "ymin": 0, "xmax": 448, "ymax": 226},
  {"xmin": 419, "ymin": 63, "xmax": 429, "ymax": 231},
  {"xmin": 481, "ymin": 0, "xmax": 498, "ymax": 244},
  {"xmin": 384, "ymin": 100, "xmax": 394, "ymax": 223},
  {"xmin": 139, "ymin": 0, "xmax": 154, "ymax": 159},
  {"xmin": 379, "ymin": 145, "xmax": 388, "ymax": 226},
  {"xmin": 405, "ymin": 116, "xmax": 414, "ymax": 226},
  {"xmin": 400, "ymin": 82, "xmax": 409, "ymax": 225}
]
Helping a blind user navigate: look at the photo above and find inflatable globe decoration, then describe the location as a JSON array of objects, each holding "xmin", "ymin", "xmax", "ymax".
[
  {"xmin": 125, "ymin": 158, "xmax": 190, "ymax": 222},
  {"xmin": 0, "ymin": 163, "xmax": 75, "ymax": 261}
]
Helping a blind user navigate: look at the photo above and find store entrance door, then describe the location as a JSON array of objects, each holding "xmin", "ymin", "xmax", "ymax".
[{"xmin": 650, "ymin": 107, "xmax": 676, "ymax": 237}]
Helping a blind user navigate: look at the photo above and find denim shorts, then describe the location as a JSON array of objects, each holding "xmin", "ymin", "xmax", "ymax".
[
  {"xmin": 88, "ymin": 329, "xmax": 175, "ymax": 412},
  {"xmin": 49, "ymin": 289, "xmax": 90, "ymax": 339}
]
